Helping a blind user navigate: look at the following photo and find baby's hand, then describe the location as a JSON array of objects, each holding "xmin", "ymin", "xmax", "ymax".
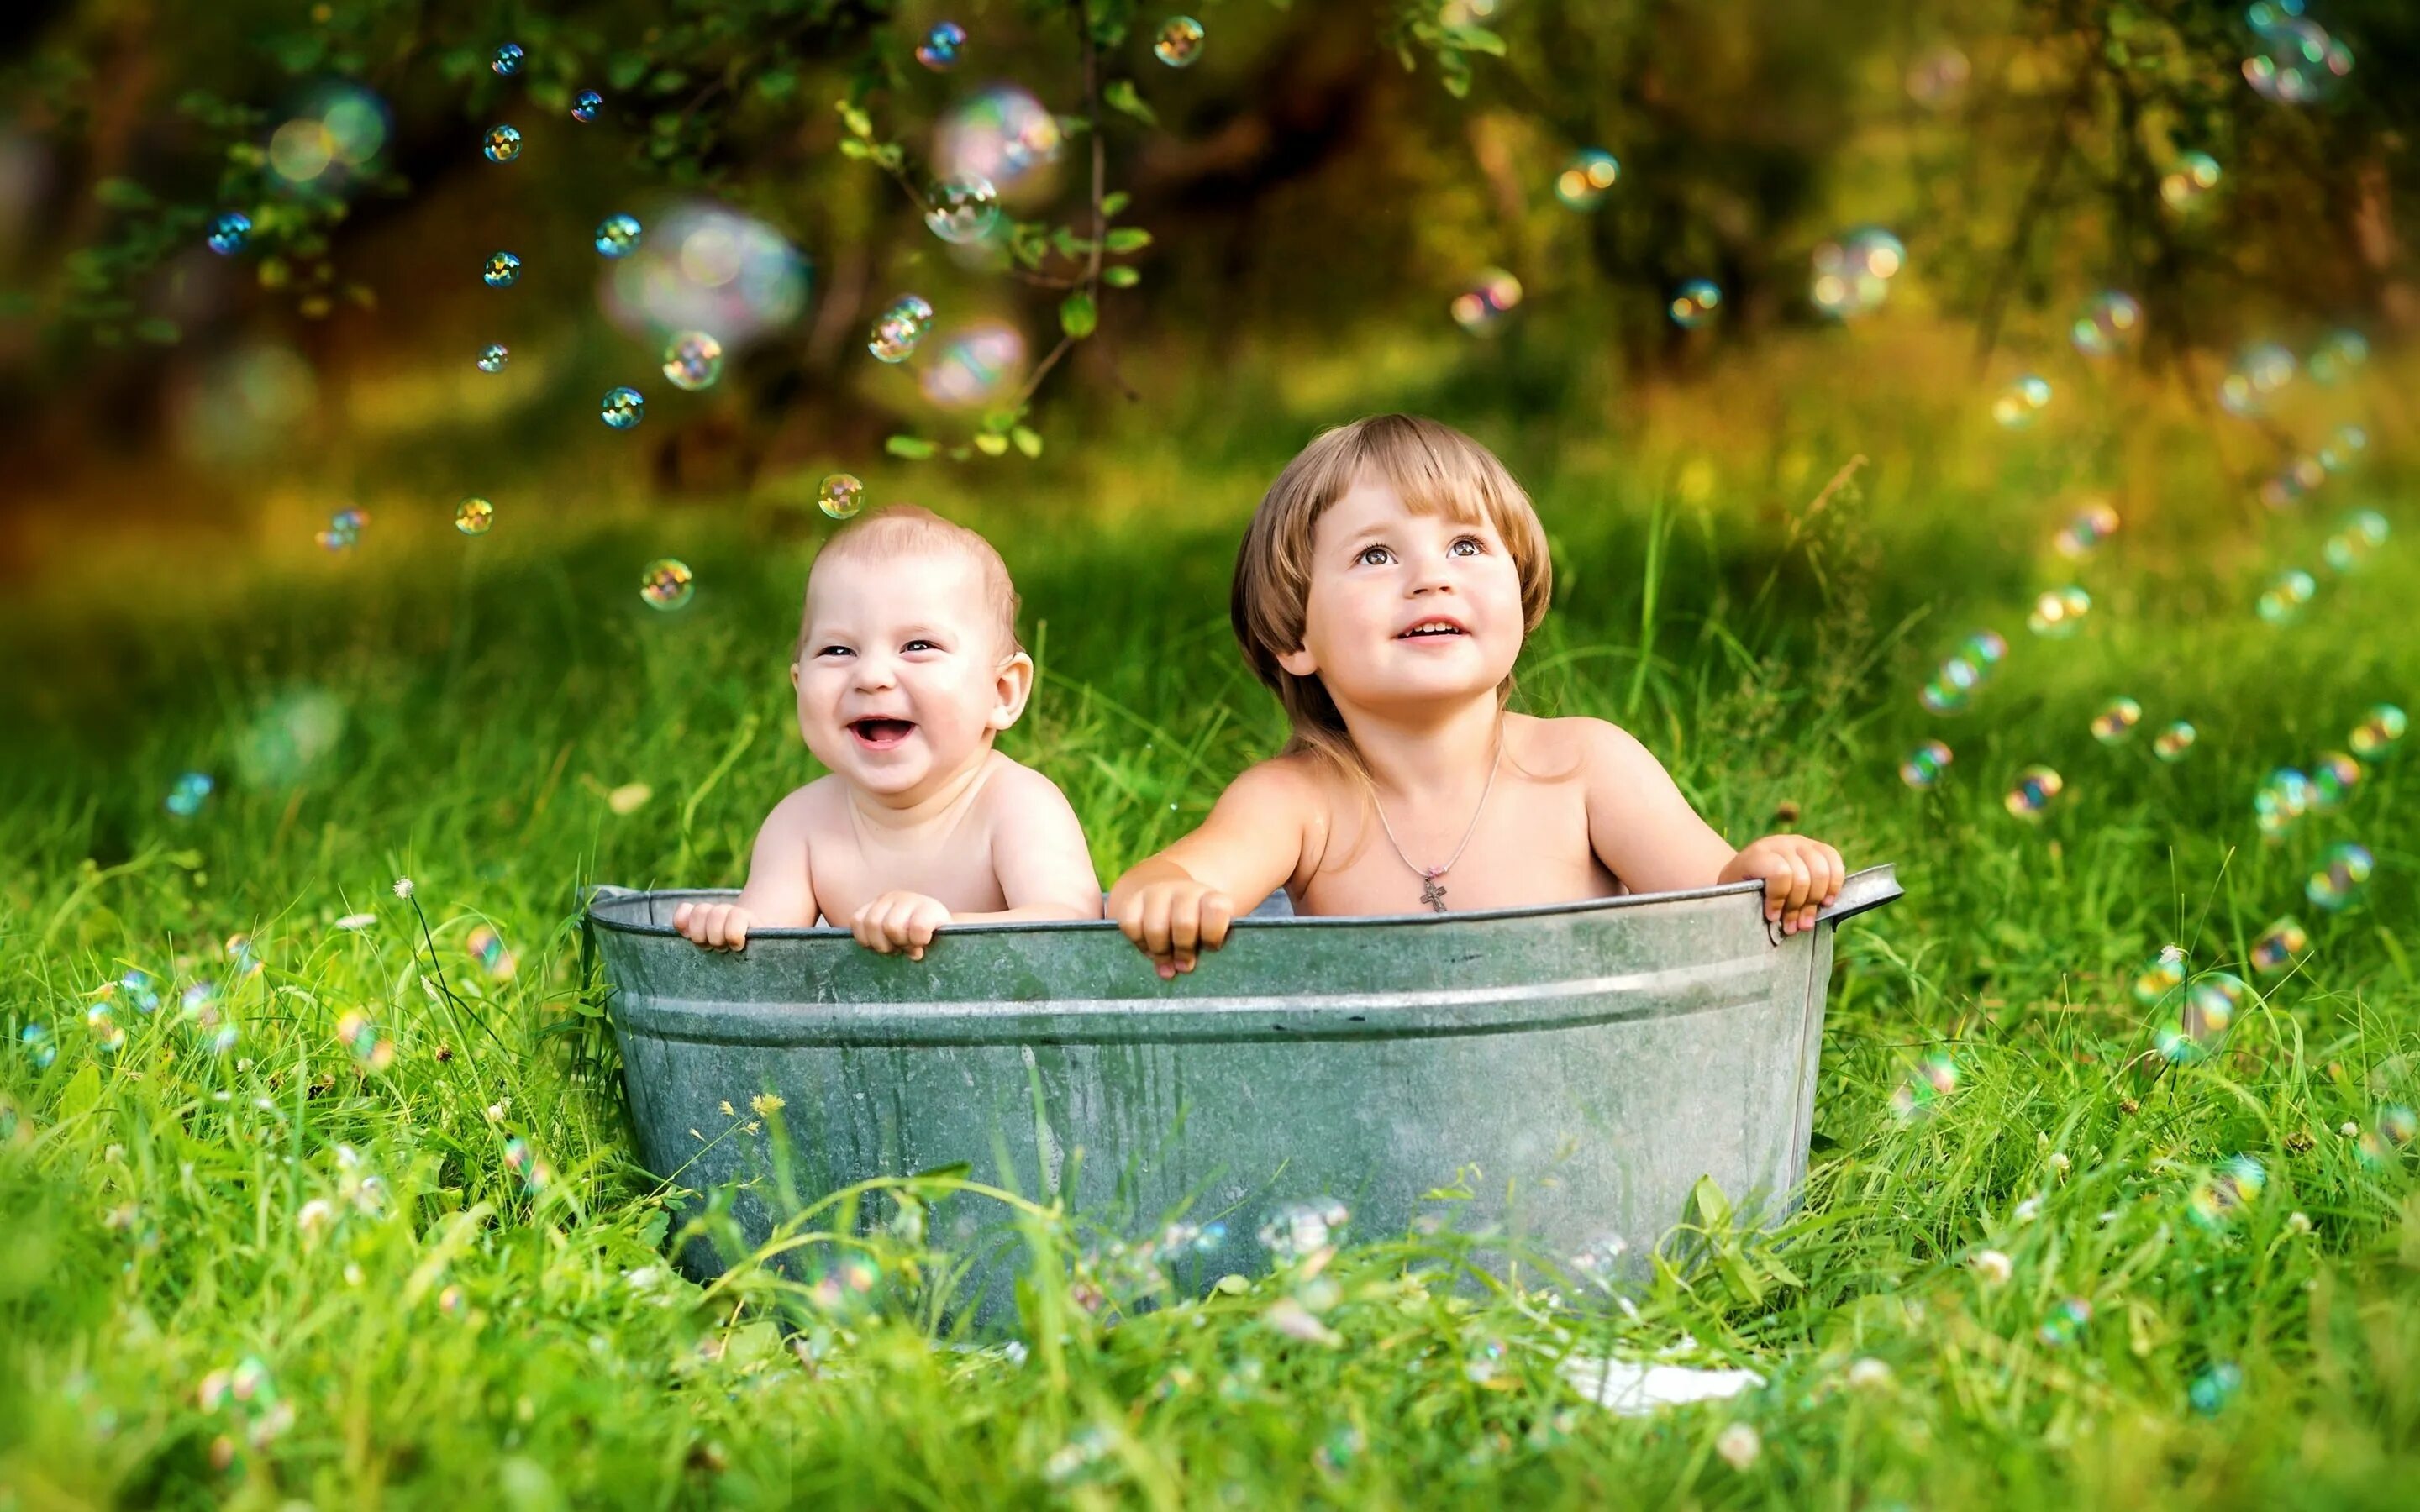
[
  {"xmin": 850, "ymin": 891, "xmax": 953, "ymax": 961},
  {"xmin": 1721, "ymin": 834, "xmax": 1845, "ymax": 937},
  {"xmin": 1115, "ymin": 879, "xmax": 1236, "ymax": 979},
  {"xmin": 672, "ymin": 899, "xmax": 757, "ymax": 952}
]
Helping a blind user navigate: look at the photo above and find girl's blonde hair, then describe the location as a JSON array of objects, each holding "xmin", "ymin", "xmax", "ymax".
[{"xmin": 1230, "ymin": 414, "xmax": 1552, "ymax": 775}]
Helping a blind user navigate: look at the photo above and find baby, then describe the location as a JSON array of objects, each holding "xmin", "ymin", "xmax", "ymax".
[
  {"xmin": 674, "ymin": 505, "xmax": 1102, "ymax": 958},
  {"xmin": 1109, "ymin": 414, "xmax": 1845, "ymax": 977}
]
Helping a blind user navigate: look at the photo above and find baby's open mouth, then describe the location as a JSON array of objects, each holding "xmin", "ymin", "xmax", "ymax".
[{"xmin": 849, "ymin": 717, "xmax": 918, "ymax": 750}]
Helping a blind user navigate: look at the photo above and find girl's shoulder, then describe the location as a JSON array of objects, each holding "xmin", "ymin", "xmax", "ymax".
[{"xmin": 1503, "ymin": 713, "xmax": 1655, "ymax": 780}]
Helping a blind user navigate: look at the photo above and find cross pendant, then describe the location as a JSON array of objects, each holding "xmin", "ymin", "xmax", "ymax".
[{"xmin": 1420, "ymin": 872, "xmax": 1449, "ymax": 912}]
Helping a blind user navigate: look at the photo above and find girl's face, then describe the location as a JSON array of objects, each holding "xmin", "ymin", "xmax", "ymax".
[{"xmin": 1276, "ymin": 476, "xmax": 1525, "ymax": 719}]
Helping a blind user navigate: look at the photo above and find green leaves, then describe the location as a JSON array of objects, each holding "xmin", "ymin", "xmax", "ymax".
[
  {"xmin": 1103, "ymin": 79, "xmax": 1157, "ymax": 127},
  {"xmin": 1059, "ymin": 292, "xmax": 1098, "ymax": 339},
  {"xmin": 884, "ymin": 434, "xmax": 939, "ymax": 460},
  {"xmin": 1103, "ymin": 227, "xmax": 1152, "ymax": 254},
  {"xmin": 1102, "ymin": 265, "xmax": 1140, "ymax": 288}
]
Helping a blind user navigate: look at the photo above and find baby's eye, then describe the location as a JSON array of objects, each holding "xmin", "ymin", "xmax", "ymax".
[
  {"xmin": 1449, "ymin": 535, "xmax": 1485, "ymax": 557},
  {"xmin": 814, "ymin": 644, "xmax": 855, "ymax": 659},
  {"xmin": 1356, "ymin": 545, "xmax": 1395, "ymax": 567}
]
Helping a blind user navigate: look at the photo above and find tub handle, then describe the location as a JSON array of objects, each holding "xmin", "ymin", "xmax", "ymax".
[{"xmin": 1812, "ymin": 864, "xmax": 1902, "ymax": 928}]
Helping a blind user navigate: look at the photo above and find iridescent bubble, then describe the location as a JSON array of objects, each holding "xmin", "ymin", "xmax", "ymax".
[
  {"xmin": 2026, "ymin": 585, "xmax": 2091, "ymax": 638},
  {"xmin": 2053, "ymin": 500, "xmax": 2122, "ymax": 559},
  {"xmin": 1450, "ymin": 268, "xmax": 1523, "ymax": 333},
  {"xmin": 933, "ymin": 86, "xmax": 1063, "ymax": 201},
  {"xmin": 2037, "ymin": 1296, "xmax": 2092, "ymax": 1347},
  {"xmin": 1810, "ymin": 228, "xmax": 1905, "ymax": 319},
  {"xmin": 661, "ymin": 331, "xmax": 723, "ymax": 391},
  {"xmin": 481, "ymin": 125, "xmax": 522, "ymax": 163},
  {"xmin": 2305, "ymin": 842, "xmax": 2373, "ymax": 911},
  {"xmin": 166, "ymin": 771, "xmax": 214, "ymax": 817},
  {"xmin": 1900, "ymin": 739, "xmax": 1953, "ymax": 789},
  {"xmin": 2157, "ymin": 971, "xmax": 2244, "ymax": 1063},
  {"xmin": 1960, "ymin": 629, "xmax": 2009, "ymax": 668},
  {"xmin": 923, "ymin": 176, "xmax": 1000, "ymax": 244},
  {"xmin": 916, "ymin": 21, "xmax": 966, "ymax": 71},
  {"xmin": 2160, "ymin": 151, "xmax": 2222, "ymax": 210},
  {"xmin": 2153, "ymin": 721, "xmax": 2197, "ymax": 762},
  {"xmin": 2250, "ymin": 916, "xmax": 2308, "ymax": 976},
  {"xmin": 1668, "ymin": 279, "xmax": 1723, "ymax": 329},
  {"xmin": 640, "ymin": 559, "xmax": 695, "ymax": 611},
  {"xmin": 1992, "ymin": 375, "xmax": 2053, "ymax": 429},
  {"xmin": 1905, "ymin": 44, "xmax": 1970, "ymax": 109},
  {"xmin": 2133, "ymin": 943, "xmax": 2187, "ymax": 1006},
  {"xmin": 2317, "ymin": 425, "xmax": 2368, "ymax": 473},
  {"xmin": 117, "ymin": 970, "xmax": 159, "ymax": 1014},
  {"xmin": 2244, "ymin": 15, "xmax": 2353, "ymax": 105},
  {"xmin": 601, "ymin": 386, "xmax": 644, "ymax": 429},
  {"xmin": 237, "ymin": 687, "xmax": 346, "ymax": 789},
  {"xmin": 2004, "ymin": 765, "xmax": 2064, "ymax": 820},
  {"xmin": 1888, "ymin": 1051, "xmax": 1958, "ymax": 1120},
  {"xmin": 1555, "ymin": 150, "xmax": 1620, "ymax": 211},
  {"xmin": 19, "ymin": 1024, "xmax": 55, "ymax": 1070},
  {"xmin": 2310, "ymin": 751, "xmax": 2362, "ymax": 810},
  {"xmin": 2254, "ymin": 767, "xmax": 2314, "ymax": 839},
  {"xmin": 2362, "ymin": 1105, "xmax": 2419, "ymax": 1169},
  {"xmin": 2306, "ymin": 328, "xmax": 2369, "ymax": 385},
  {"xmin": 334, "ymin": 1009, "xmax": 394, "ymax": 1072},
  {"xmin": 1154, "ymin": 15, "xmax": 1207, "ymax": 68},
  {"xmin": 316, "ymin": 507, "xmax": 367, "ymax": 552},
  {"xmin": 482, "ymin": 251, "xmax": 522, "ymax": 289},
  {"xmin": 2254, "ymin": 568, "xmax": 2316, "ymax": 625},
  {"xmin": 918, "ymin": 320, "xmax": 1028, "ymax": 408},
  {"xmin": 868, "ymin": 300, "xmax": 930, "ymax": 363},
  {"xmin": 1257, "ymin": 1198, "xmax": 1349, "ymax": 1262},
  {"xmin": 601, "ymin": 203, "xmax": 807, "ymax": 353},
  {"xmin": 466, "ymin": 924, "xmax": 517, "ymax": 980},
  {"xmin": 2218, "ymin": 343, "xmax": 2295, "ymax": 416},
  {"xmin": 86, "ymin": 1005, "xmax": 124, "ymax": 1054},
  {"xmin": 492, "ymin": 42, "xmax": 524, "ymax": 76},
  {"xmin": 1566, "ymin": 1233, "xmax": 1630, "ymax": 1289},
  {"xmin": 818, "ymin": 474, "xmax": 864, "ymax": 521},
  {"xmin": 2257, "ymin": 454, "xmax": 2327, "ymax": 511},
  {"xmin": 571, "ymin": 90, "xmax": 603, "ymax": 123},
  {"xmin": 476, "ymin": 343, "xmax": 508, "ymax": 374},
  {"xmin": 2349, "ymin": 705, "xmax": 2406, "ymax": 760},
  {"xmin": 207, "ymin": 212, "xmax": 251, "ymax": 256},
  {"xmin": 455, "ymin": 498, "xmax": 493, "ymax": 536},
  {"xmin": 595, "ymin": 213, "xmax": 643, "ymax": 259},
  {"xmin": 2090, "ymin": 696, "xmax": 2142, "ymax": 745},
  {"xmin": 2325, "ymin": 510, "xmax": 2389, "ymax": 573},
  {"xmin": 502, "ymin": 1137, "xmax": 551, "ymax": 1194},
  {"xmin": 1918, "ymin": 676, "xmax": 1968, "ymax": 715},
  {"xmin": 2070, "ymin": 291, "xmax": 2143, "ymax": 357},
  {"xmin": 2187, "ymin": 1156, "xmax": 2265, "ymax": 1229}
]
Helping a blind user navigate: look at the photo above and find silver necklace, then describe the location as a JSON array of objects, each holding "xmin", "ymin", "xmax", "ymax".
[{"xmin": 1369, "ymin": 734, "xmax": 1503, "ymax": 912}]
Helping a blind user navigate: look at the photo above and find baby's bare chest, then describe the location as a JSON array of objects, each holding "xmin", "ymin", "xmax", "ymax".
[{"xmin": 800, "ymin": 819, "xmax": 1010, "ymax": 923}]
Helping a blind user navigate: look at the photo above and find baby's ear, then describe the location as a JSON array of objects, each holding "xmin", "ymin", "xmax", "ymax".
[
  {"xmin": 990, "ymin": 650, "xmax": 1036, "ymax": 730},
  {"xmin": 788, "ymin": 662, "xmax": 801, "ymax": 689}
]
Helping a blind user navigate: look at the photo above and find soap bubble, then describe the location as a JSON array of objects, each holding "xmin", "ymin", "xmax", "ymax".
[
  {"xmin": 1905, "ymin": 44, "xmax": 1970, "ymax": 108},
  {"xmin": 1960, "ymin": 629, "xmax": 2009, "ymax": 668},
  {"xmin": 2258, "ymin": 454, "xmax": 2327, "ymax": 510},
  {"xmin": 2250, "ymin": 916, "xmax": 2308, "ymax": 976},
  {"xmin": 86, "ymin": 1004, "xmax": 124, "ymax": 1053},
  {"xmin": 1888, "ymin": 1052, "xmax": 1959, "ymax": 1120},
  {"xmin": 1258, "ymin": 1199, "xmax": 1349, "ymax": 1262},
  {"xmin": 600, "ymin": 386, "xmax": 644, "ymax": 429},
  {"xmin": 268, "ymin": 83, "xmax": 392, "ymax": 187},
  {"xmin": 818, "ymin": 474, "xmax": 864, "ymax": 521},
  {"xmin": 1555, "ymin": 149, "xmax": 1620, "ymax": 210},
  {"xmin": 466, "ymin": 924, "xmax": 517, "ymax": 980},
  {"xmin": 2305, "ymin": 843, "xmax": 2372, "ymax": 911},
  {"xmin": 481, "ymin": 124, "xmax": 521, "ymax": 163},
  {"xmin": 118, "ymin": 969, "xmax": 159, "ymax": 1014},
  {"xmin": 2160, "ymin": 150, "xmax": 2221, "ymax": 210},
  {"xmin": 492, "ymin": 42, "xmax": 524, "ymax": 76},
  {"xmin": 2026, "ymin": 585, "xmax": 2091, "ymax": 637},
  {"xmin": 2156, "ymin": 971, "xmax": 2244, "ymax": 1063},
  {"xmin": 166, "ymin": 771, "xmax": 214, "ymax": 817},
  {"xmin": 2306, "ymin": 328, "xmax": 2369, "ymax": 385},
  {"xmin": 572, "ymin": 90, "xmax": 602, "ymax": 123},
  {"xmin": 2153, "ymin": 721, "xmax": 2197, "ymax": 762},
  {"xmin": 1900, "ymin": 739, "xmax": 1953, "ymax": 789},
  {"xmin": 2091, "ymin": 697, "xmax": 2142, "ymax": 745},
  {"xmin": 19, "ymin": 1024, "xmax": 55, "ymax": 1070},
  {"xmin": 1918, "ymin": 676, "xmax": 1969, "ymax": 715},
  {"xmin": 2254, "ymin": 569, "xmax": 2316, "ymax": 625},
  {"xmin": 933, "ymin": 86, "xmax": 1062, "ymax": 200},
  {"xmin": 502, "ymin": 1137, "xmax": 550, "ymax": 1194},
  {"xmin": 2070, "ymin": 291, "xmax": 2143, "ymax": 357},
  {"xmin": 595, "ymin": 213, "xmax": 643, "ymax": 259},
  {"xmin": 1449, "ymin": 268, "xmax": 1523, "ymax": 333},
  {"xmin": 2317, "ymin": 425, "xmax": 2368, "ymax": 472},
  {"xmin": 1992, "ymin": 375, "xmax": 2053, "ymax": 428},
  {"xmin": 2053, "ymin": 500, "xmax": 2122, "ymax": 559},
  {"xmin": 2349, "ymin": 705, "xmax": 2406, "ymax": 760},
  {"xmin": 923, "ymin": 176, "xmax": 1000, "ymax": 244},
  {"xmin": 455, "ymin": 498, "xmax": 493, "ymax": 536},
  {"xmin": 2218, "ymin": 343, "xmax": 2294, "ymax": 416},
  {"xmin": 207, "ymin": 213, "xmax": 251, "ymax": 255},
  {"xmin": 661, "ymin": 331, "xmax": 723, "ymax": 391},
  {"xmin": 1155, "ymin": 15, "xmax": 1207, "ymax": 67},
  {"xmin": 482, "ymin": 251, "xmax": 522, "ymax": 288},
  {"xmin": 2037, "ymin": 1296, "xmax": 2092, "ymax": 1347},
  {"xmin": 476, "ymin": 343, "xmax": 508, "ymax": 373},
  {"xmin": 1810, "ymin": 228, "xmax": 1905, "ymax": 319},
  {"xmin": 2133, "ymin": 944, "xmax": 2187, "ymax": 1006},
  {"xmin": 2254, "ymin": 767, "xmax": 2314, "ymax": 838},
  {"xmin": 2004, "ymin": 765, "xmax": 2064, "ymax": 820},
  {"xmin": 2325, "ymin": 510, "xmax": 2388, "ymax": 572},
  {"xmin": 2361, "ymin": 1106, "xmax": 2419, "ymax": 1168},
  {"xmin": 640, "ymin": 559, "xmax": 694, "ymax": 611},
  {"xmin": 1565, "ymin": 1233, "xmax": 1630, "ymax": 1289},
  {"xmin": 2310, "ymin": 752, "xmax": 2361, "ymax": 810},
  {"xmin": 919, "ymin": 319, "xmax": 1028, "ymax": 407},
  {"xmin": 916, "ymin": 21, "xmax": 965, "ymax": 71},
  {"xmin": 868, "ymin": 297, "xmax": 932, "ymax": 363},
  {"xmin": 316, "ymin": 507, "xmax": 368, "ymax": 552},
  {"xmin": 2244, "ymin": 15, "xmax": 2353, "ymax": 105},
  {"xmin": 237, "ymin": 687, "xmax": 346, "ymax": 788},
  {"xmin": 1667, "ymin": 279, "xmax": 1723, "ymax": 329},
  {"xmin": 334, "ymin": 1009, "xmax": 393, "ymax": 1072},
  {"xmin": 600, "ymin": 202, "xmax": 808, "ymax": 353},
  {"xmin": 2187, "ymin": 1156, "xmax": 2265, "ymax": 1229}
]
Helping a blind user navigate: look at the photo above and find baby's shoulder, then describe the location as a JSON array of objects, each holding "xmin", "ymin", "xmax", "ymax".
[{"xmin": 972, "ymin": 750, "xmax": 1081, "ymax": 814}]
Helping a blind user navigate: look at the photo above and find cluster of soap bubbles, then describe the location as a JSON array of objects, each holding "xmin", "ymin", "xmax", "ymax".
[
  {"xmin": 166, "ymin": 771, "xmax": 214, "ymax": 816},
  {"xmin": 1992, "ymin": 374, "xmax": 2053, "ymax": 428},
  {"xmin": 1809, "ymin": 228, "xmax": 1905, "ymax": 320},
  {"xmin": 2070, "ymin": 291, "xmax": 2143, "ymax": 357},
  {"xmin": 868, "ymin": 294, "xmax": 935, "ymax": 363},
  {"xmin": 1554, "ymin": 150, "xmax": 1620, "ymax": 211},
  {"xmin": 640, "ymin": 559, "xmax": 694, "ymax": 611},
  {"xmin": 1668, "ymin": 279, "xmax": 1723, "ymax": 330},
  {"xmin": 1257, "ymin": 1197, "xmax": 1349, "ymax": 1263},
  {"xmin": 2026, "ymin": 585, "xmax": 2091, "ymax": 638},
  {"xmin": 1888, "ymin": 1052, "xmax": 1959, "ymax": 1120},
  {"xmin": 1149, "ymin": 1219, "xmax": 1230, "ymax": 1265},
  {"xmin": 818, "ymin": 474, "xmax": 864, "ymax": 521},
  {"xmin": 1155, "ymin": 16, "xmax": 1207, "ymax": 67},
  {"xmin": 1918, "ymin": 629, "xmax": 2007, "ymax": 715},
  {"xmin": 916, "ymin": 20, "xmax": 966, "ymax": 71},
  {"xmin": 2244, "ymin": 2, "xmax": 2354, "ymax": 104},
  {"xmin": 315, "ymin": 507, "xmax": 369, "ymax": 551},
  {"xmin": 1449, "ymin": 269, "xmax": 1524, "ymax": 334},
  {"xmin": 2160, "ymin": 150, "xmax": 2223, "ymax": 211}
]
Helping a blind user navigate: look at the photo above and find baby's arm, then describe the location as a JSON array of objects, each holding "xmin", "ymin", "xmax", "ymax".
[
  {"xmin": 1578, "ymin": 721, "xmax": 1843, "ymax": 936},
  {"xmin": 849, "ymin": 764, "xmax": 1101, "ymax": 960},
  {"xmin": 673, "ymin": 790, "xmax": 819, "ymax": 951},
  {"xmin": 1108, "ymin": 759, "xmax": 1317, "ymax": 978}
]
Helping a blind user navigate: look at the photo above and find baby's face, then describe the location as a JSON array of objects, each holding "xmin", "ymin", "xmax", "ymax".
[
  {"xmin": 1280, "ymin": 477, "xmax": 1525, "ymax": 716},
  {"xmin": 793, "ymin": 551, "xmax": 1024, "ymax": 801}
]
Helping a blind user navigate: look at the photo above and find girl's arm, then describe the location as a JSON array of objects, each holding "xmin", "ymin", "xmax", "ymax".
[
  {"xmin": 674, "ymin": 790, "xmax": 820, "ymax": 950},
  {"xmin": 1108, "ymin": 759, "xmax": 1319, "ymax": 978}
]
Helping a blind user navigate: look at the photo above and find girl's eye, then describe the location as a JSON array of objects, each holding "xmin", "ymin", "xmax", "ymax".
[
  {"xmin": 1449, "ymin": 536, "xmax": 1485, "ymax": 557},
  {"xmin": 1356, "ymin": 545, "xmax": 1395, "ymax": 567},
  {"xmin": 903, "ymin": 639, "xmax": 939, "ymax": 654}
]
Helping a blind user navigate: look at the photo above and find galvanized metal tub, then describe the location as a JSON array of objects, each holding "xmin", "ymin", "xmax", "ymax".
[{"xmin": 588, "ymin": 866, "xmax": 1900, "ymax": 1308}]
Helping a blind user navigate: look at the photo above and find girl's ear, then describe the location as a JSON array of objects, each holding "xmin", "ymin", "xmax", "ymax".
[
  {"xmin": 989, "ymin": 651, "xmax": 1037, "ymax": 732},
  {"xmin": 1275, "ymin": 644, "xmax": 1317, "ymax": 678}
]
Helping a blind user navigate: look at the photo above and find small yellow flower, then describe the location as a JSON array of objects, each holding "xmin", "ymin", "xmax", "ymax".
[{"xmin": 750, "ymin": 1093, "xmax": 785, "ymax": 1117}]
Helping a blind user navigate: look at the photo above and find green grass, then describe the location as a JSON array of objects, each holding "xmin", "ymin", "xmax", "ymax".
[{"xmin": 3, "ymin": 353, "xmax": 2417, "ymax": 1509}]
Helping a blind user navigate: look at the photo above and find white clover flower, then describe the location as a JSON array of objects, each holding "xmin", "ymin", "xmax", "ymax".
[
  {"xmin": 1847, "ymin": 1357, "xmax": 1893, "ymax": 1389},
  {"xmin": 2286, "ymin": 1211, "xmax": 2312, "ymax": 1234},
  {"xmin": 1716, "ymin": 1422, "xmax": 1761, "ymax": 1470},
  {"xmin": 1969, "ymin": 1248, "xmax": 2013, "ymax": 1285},
  {"xmin": 2049, "ymin": 1152, "xmax": 2070, "ymax": 1174},
  {"xmin": 392, "ymin": 877, "xmax": 414, "ymax": 899}
]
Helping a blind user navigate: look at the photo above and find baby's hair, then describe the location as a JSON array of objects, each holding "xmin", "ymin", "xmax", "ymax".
[
  {"xmin": 1231, "ymin": 414, "xmax": 1551, "ymax": 776},
  {"xmin": 799, "ymin": 505, "xmax": 1023, "ymax": 661}
]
